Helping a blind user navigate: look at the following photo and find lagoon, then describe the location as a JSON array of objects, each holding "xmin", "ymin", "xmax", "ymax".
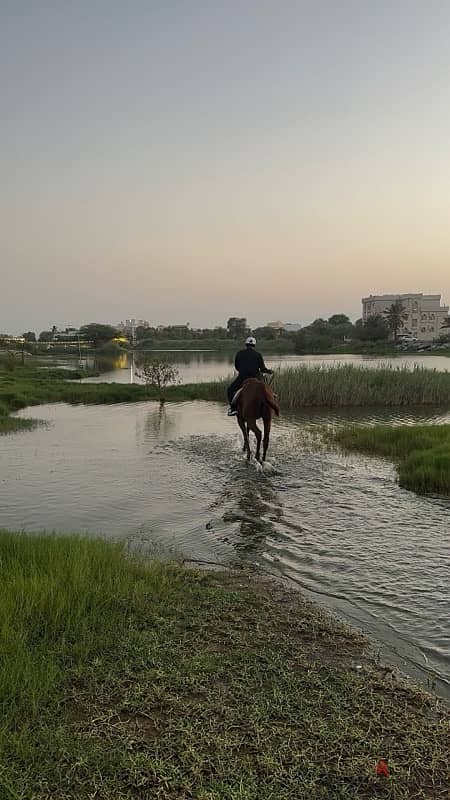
[{"xmin": 4, "ymin": 398, "xmax": 450, "ymax": 700}]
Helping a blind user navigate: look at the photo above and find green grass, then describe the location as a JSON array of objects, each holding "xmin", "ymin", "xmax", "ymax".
[
  {"xmin": 186, "ymin": 363, "xmax": 450, "ymax": 409},
  {"xmin": 332, "ymin": 424, "xmax": 450, "ymax": 495},
  {"xmin": 0, "ymin": 531, "xmax": 448, "ymax": 799},
  {"xmin": 270, "ymin": 364, "xmax": 450, "ymax": 408}
]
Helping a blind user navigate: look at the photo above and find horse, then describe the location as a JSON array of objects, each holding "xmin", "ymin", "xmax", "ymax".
[{"xmin": 234, "ymin": 378, "xmax": 280, "ymax": 462}]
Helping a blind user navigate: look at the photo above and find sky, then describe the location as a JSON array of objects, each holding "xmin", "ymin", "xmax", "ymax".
[{"xmin": 2, "ymin": 0, "xmax": 450, "ymax": 334}]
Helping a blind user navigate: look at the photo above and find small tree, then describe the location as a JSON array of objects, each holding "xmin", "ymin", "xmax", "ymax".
[
  {"xmin": 383, "ymin": 300, "xmax": 408, "ymax": 340},
  {"xmin": 136, "ymin": 359, "xmax": 180, "ymax": 402}
]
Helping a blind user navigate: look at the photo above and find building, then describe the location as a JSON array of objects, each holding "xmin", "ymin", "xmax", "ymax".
[
  {"xmin": 54, "ymin": 326, "xmax": 80, "ymax": 341},
  {"xmin": 266, "ymin": 321, "xmax": 302, "ymax": 334},
  {"xmin": 362, "ymin": 294, "xmax": 449, "ymax": 341},
  {"xmin": 118, "ymin": 319, "xmax": 150, "ymax": 339}
]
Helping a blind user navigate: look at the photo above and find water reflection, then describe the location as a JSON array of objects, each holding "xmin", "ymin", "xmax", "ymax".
[
  {"xmin": 212, "ymin": 463, "xmax": 284, "ymax": 555},
  {"xmin": 144, "ymin": 402, "xmax": 176, "ymax": 437},
  {"xmin": 94, "ymin": 352, "xmax": 129, "ymax": 373}
]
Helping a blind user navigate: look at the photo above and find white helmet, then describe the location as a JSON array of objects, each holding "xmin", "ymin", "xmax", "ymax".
[{"xmin": 245, "ymin": 336, "xmax": 256, "ymax": 346}]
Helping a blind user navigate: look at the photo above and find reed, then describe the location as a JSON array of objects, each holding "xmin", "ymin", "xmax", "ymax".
[
  {"xmin": 186, "ymin": 363, "xmax": 450, "ymax": 408},
  {"xmin": 270, "ymin": 363, "xmax": 450, "ymax": 408}
]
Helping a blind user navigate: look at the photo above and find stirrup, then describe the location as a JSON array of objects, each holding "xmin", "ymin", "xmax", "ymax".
[{"xmin": 227, "ymin": 407, "xmax": 238, "ymax": 416}]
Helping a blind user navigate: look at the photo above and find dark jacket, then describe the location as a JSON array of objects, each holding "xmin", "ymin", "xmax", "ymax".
[{"xmin": 234, "ymin": 348, "xmax": 271, "ymax": 379}]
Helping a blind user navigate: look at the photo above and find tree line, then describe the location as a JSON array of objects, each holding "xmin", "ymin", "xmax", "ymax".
[{"xmin": 6, "ymin": 302, "xmax": 450, "ymax": 354}]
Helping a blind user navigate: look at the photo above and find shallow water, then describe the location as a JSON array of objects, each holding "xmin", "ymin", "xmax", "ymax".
[{"xmin": 2, "ymin": 400, "xmax": 449, "ymax": 699}]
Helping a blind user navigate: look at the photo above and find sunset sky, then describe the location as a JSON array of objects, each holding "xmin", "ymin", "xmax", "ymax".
[{"xmin": 2, "ymin": 1, "xmax": 450, "ymax": 334}]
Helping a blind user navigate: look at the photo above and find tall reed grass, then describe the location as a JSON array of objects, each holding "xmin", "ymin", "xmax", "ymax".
[
  {"xmin": 182, "ymin": 364, "xmax": 450, "ymax": 407},
  {"xmin": 185, "ymin": 363, "xmax": 450, "ymax": 407},
  {"xmin": 270, "ymin": 364, "xmax": 450, "ymax": 408}
]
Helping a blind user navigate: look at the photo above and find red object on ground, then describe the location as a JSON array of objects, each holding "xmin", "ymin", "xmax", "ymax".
[{"xmin": 376, "ymin": 759, "xmax": 389, "ymax": 777}]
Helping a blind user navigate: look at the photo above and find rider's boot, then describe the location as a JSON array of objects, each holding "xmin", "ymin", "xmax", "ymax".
[{"xmin": 227, "ymin": 406, "xmax": 238, "ymax": 416}]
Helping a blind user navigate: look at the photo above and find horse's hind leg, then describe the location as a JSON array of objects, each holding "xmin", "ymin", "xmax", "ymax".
[
  {"xmin": 242, "ymin": 422, "xmax": 249, "ymax": 452},
  {"xmin": 262, "ymin": 414, "xmax": 272, "ymax": 461},
  {"xmin": 248, "ymin": 420, "xmax": 262, "ymax": 462},
  {"xmin": 238, "ymin": 416, "xmax": 250, "ymax": 460}
]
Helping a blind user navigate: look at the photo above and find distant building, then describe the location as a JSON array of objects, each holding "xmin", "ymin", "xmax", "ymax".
[
  {"xmin": 362, "ymin": 293, "xmax": 449, "ymax": 341},
  {"xmin": 54, "ymin": 326, "xmax": 80, "ymax": 341},
  {"xmin": 118, "ymin": 319, "xmax": 150, "ymax": 339},
  {"xmin": 266, "ymin": 320, "xmax": 301, "ymax": 335}
]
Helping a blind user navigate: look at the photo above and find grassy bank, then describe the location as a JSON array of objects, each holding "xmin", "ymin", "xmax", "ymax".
[
  {"xmin": 0, "ymin": 531, "xmax": 448, "ymax": 799},
  {"xmin": 2, "ymin": 362, "xmax": 450, "ymax": 434},
  {"xmin": 332, "ymin": 424, "xmax": 450, "ymax": 495}
]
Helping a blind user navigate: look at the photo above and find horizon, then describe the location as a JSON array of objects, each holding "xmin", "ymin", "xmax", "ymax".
[
  {"xmin": 2, "ymin": 2, "xmax": 450, "ymax": 334},
  {"xmin": 5, "ymin": 293, "xmax": 450, "ymax": 337},
  {"xmin": 4, "ymin": 291, "xmax": 450, "ymax": 338}
]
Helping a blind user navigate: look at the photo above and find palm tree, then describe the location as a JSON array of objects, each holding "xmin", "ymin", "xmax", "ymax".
[{"xmin": 383, "ymin": 299, "xmax": 408, "ymax": 340}]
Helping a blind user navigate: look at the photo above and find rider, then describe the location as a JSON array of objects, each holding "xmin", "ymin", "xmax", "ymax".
[{"xmin": 227, "ymin": 336, "xmax": 273, "ymax": 415}]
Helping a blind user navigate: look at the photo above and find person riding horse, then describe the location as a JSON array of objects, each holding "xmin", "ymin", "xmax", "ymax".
[{"xmin": 227, "ymin": 337, "xmax": 273, "ymax": 415}]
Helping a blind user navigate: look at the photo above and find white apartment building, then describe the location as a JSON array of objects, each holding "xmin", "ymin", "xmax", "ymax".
[
  {"xmin": 362, "ymin": 294, "xmax": 449, "ymax": 341},
  {"xmin": 118, "ymin": 319, "xmax": 150, "ymax": 338}
]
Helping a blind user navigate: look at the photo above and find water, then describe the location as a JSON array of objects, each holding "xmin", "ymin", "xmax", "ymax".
[
  {"xmin": 2, "ymin": 400, "xmax": 449, "ymax": 700},
  {"xmin": 80, "ymin": 350, "xmax": 450, "ymax": 384}
]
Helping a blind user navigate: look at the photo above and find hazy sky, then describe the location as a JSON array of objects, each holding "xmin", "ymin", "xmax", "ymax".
[{"xmin": 2, "ymin": 1, "xmax": 450, "ymax": 334}]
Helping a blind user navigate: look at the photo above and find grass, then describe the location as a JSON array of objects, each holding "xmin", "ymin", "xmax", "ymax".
[
  {"xmin": 190, "ymin": 363, "xmax": 450, "ymax": 409},
  {"xmin": 1, "ymin": 361, "xmax": 450, "ymax": 435},
  {"xmin": 0, "ymin": 530, "xmax": 448, "ymax": 799},
  {"xmin": 269, "ymin": 363, "xmax": 450, "ymax": 408},
  {"xmin": 332, "ymin": 424, "xmax": 450, "ymax": 495}
]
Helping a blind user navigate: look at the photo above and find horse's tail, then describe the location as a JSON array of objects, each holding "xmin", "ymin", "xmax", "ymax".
[
  {"xmin": 266, "ymin": 397, "xmax": 280, "ymax": 416},
  {"xmin": 262, "ymin": 385, "xmax": 280, "ymax": 416}
]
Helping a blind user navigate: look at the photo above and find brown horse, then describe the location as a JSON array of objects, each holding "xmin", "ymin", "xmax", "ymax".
[{"xmin": 235, "ymin": 378, "xmax": 280, "ymax": 462}]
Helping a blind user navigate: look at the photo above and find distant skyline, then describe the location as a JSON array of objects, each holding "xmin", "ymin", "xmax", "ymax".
[{"xmin": 2, "ymin": 1, "xmax": 450, "ymax": 334}]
